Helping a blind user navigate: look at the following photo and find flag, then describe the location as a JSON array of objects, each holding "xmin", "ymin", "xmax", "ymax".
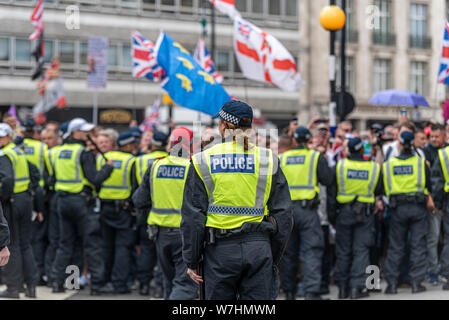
[
  {"xmin": 209, "ymin": 0, "xmax": 241, "ymax": 20},
  {"xmin": 132, "ymin": 30, "xmax": 166, "ymax": 82},
  {"xmin": 7, "ymin": 105, "xmax": 21, "ymax": 127},
  {"xmin": 140, "ymin": 100, "xmax": 160, "ymax": 132},
  {"xmin": 438, "ymin": 20, "xmax": 449, "ymax": 84},
  {"xmin": 194, "ymin": 37, "xmax": 224, "ymax": 84},
  {"xmin": 29, "ymin": 0, "xmax": 44, "ymax": 41},
  {"xmin": 233, "ymin": 17, "xmax": 304, "ymax": 92},
  {"xmin": 31, "ymin": 31, "xmax": 45, "ymax": 80},
  {"xmin": 33, "ymin": 77, "xmax": 66, "ymax": 118},
  {"xmin": 155, "ymin": 32, "xmax": 230, "ymax": 116}
]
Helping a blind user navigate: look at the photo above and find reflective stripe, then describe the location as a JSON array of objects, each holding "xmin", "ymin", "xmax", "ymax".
[
  {"xmin": 289, "ymin": 186, "xmax": 315, "ymax": 190},
  {"xmin": 367, "ymin": 163, "xmax": 378, "ymax": 195},
  {"xmin": 139, "ymin": 156, "xmax": 144, "ymax": 179},
  {"xmin": 417, "ymin": 158, "xmax": 423, "ymax": 192},
  {"xmin": 15, "ymin": 177, "xmax": 30, "ymax": 182},
  {"xmin": 149, "ymin": 158, "xmax": 159, "ymax": 202},
  {"xmin": 101, "ymin": 185, "xmax": 130, "ymax": 190},
  {"xmin": 39, "ymin": 142, "xmax": 44, "ymax": 174},
  {"xmin": 151, "ymin": 208, "xmax": 181, "ymax": 215},
  {"xmin": 57, "ymin": 179, "xmax": 83, "ymax": 183},
  {"xmin": 308, "ymin": 151, "xmax": 318, "ymax": 186},
  {"xmin": 385, "ymin": 160, "xmax": 392, "ymax": 193},
  {"xmin": 197, "ymin": 152, "xmax": 215, "ymax": 203},
  {"xmin": 207, "ymin": 205, "xmax": 265, "ymax": 216},
  {"xmin": 338, "ymin": 159, "xmax": 346, "ymax": 194},
  {"xmin": 255, "ymin": 148, "xmax": 270, "ymax": 207}
]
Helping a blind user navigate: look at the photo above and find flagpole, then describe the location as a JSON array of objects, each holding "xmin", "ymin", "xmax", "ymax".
[
  {"xmin": 210, "ymin": 0, "xmax": 216, "ymax": 127},
  {"xmin": 92, "ymin": 90, "xmax": 98, "ymax": 125}
]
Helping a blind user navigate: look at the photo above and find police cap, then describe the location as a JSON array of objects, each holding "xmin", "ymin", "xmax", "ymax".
[
  {"xmin": 294, "ymin": 126, "xmax": 312, "ymax": 141},
  {"xmin": 399, "ymin": 131, "xmax": 414, "ymax": 145},
  {"xmin": 215, "ymin": 100, "xmax": 253, "ymax": 127},
  {"xmin": 117, "ymin": 131, "xmax": 138, "ymax": 147},
  {"xmin": 348, "ymin": 137, "xmax": 364, "ymax": 153}
]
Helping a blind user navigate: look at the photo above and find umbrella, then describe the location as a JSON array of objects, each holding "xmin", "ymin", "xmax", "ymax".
[{"xmin": 368, "ymin": 89, "xmax": 429, "ymax": 107}]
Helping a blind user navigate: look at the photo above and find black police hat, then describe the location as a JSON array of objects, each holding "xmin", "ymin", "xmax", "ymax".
[
  {"xmin": 399, "ymin": 131, "xmax": 414, "ymax": 145},
  {"xmin": 117, "ymin": 131, "xmax": 138, "ymax": 147},
  {"xmin": 294, "ymin": 126, "xmax": 311, "ymax": 141},
  {"xmin": 348, "ymin": 137, "xmax": 364, "ymax": 153},
  {"xmin": 22, "ymin": 118, "xmax": 35, "ymax": 132},
  {"xmin": 151, "ymin": 131, "xmax": 168, "ymax": 147},
  {"xmin": 215, "ymin": 100, "xmax": 253, "ymax": 127}
]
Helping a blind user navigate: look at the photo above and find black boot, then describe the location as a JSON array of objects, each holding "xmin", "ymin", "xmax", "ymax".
[
  {"xmin": 52, "ymin": 282, "xmax": 65, "ymax": 293},
  {"xmin": 139, "ymin": 284, "xmax": 150, "ymax": 296},
  {"xmin": 411, "ymin": 281, "xmax": 426, "ymax": 294},
  {"xmin": 285, "ymin": 291, "xmax": 295, "ymax": 300},
  {"xmin": 338, "ymin": 285, "xmax": 349, "ymax": 299},
  {"xmin": 384, "ymin": 283, "xmax": 398, "ymax": 294},
  {"xmin": 350, "ymin": 288, "xmax": 369, "ymax": 299},
  {"xmin": 0, "ymin": 288, "xmax": 20, "ymax": 299},
  {"xmin": 91, "ymin": 283, "xmax": 115, "ymax": 296},
  {"xmin": 25, "ymin": 286, "xmax": 36, "ymax": 298},
  {"xmin": 304, "ymin": 292, "xmax": 327, "ymax": 300},
  {"xmin": 319, "ymin": 285, "xmax": 330, "ymax": 295},
  {"xmin": 443, "ymin": 282, "xmax": 449, "ymax": 291}
]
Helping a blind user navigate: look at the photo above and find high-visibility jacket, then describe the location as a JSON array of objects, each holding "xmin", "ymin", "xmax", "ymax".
[
  {"xmin": 135, "ymin": 150, "xmax": 169, "ymax": 185},
  {"xmin": 23, "ymin": 138, "xmax": 51, "ymax": 186},
  {"xmin": 336, "ymin": 158, "xmax": 380, "ymax": 204},
  {"xmin": 383, "ymin": 155, "xmax": 428, "ymax": 198},
  {"xmin": 3, "ymin": 143, "xmax": 30, "ymax": 194},
  {"xmin": 53, "ymin": 143, "xmax": 93, "ymax": 193},
  {"xmin": 438, "ymin": 146, "xmax": 449, "ymax": 192},
  {"xmin": 147, "ymin": 155, "xmax": 189, "ymax": 228},
  {"xmin": 192, "ymin": 141, "xmax": 273, "ymax": 230},
  {"xmin": 96, "ymin": 151, "xmax": 135, "ymax": 200},
  {"xmin": 280, "ymin": 148, "xmax": 319, "ymax": 201}
]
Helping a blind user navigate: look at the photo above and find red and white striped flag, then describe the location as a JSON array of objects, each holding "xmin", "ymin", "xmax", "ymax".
[
  {"xmin": 233, "ymin": 17, "xmax": 304, "ymax": 92},
  {"xmin": 29, "ymin": 0, "xmax": 44, "ymax": 41},
  {"xmin": 209, "ymin": 0, "xmax": 241, "ymax": 20}
]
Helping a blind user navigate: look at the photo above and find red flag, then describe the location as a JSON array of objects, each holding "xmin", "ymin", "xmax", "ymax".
[{"xmin": 29, "ymin": 0, "xmax": 44, "ymax": 41}]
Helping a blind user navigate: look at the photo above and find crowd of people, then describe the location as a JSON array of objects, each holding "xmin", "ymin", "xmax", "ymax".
[{"xmin": 0, "ymin": 101, "xmax": 448, "ymax": 300}]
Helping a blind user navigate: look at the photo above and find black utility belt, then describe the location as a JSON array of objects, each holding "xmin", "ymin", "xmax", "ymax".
[
  {"xmin": 389, "ymin": 193, "xmax": 427, "ymax": 206},
  {"xmin": 296, "ymin": 198, "xmax": 320, "ymax": 209},
  {"xmin": 205, "ymin": 227, "xmax": 270, "ymax": 244}
]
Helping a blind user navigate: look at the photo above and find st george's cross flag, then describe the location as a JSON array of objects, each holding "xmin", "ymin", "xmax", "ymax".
[
  {"xmin": 29, "ymin": 0, "xmax": 44, "ymax": 41},
  {"xmin": 209, "ymin": 0, "xmax": 241, "ymax": 20}
]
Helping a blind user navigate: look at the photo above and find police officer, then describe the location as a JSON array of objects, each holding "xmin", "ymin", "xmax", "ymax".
[
  {"xmin": 430, "ymin": 132, "xmax": 449, "ymax": 291},
  {"xmin": 329, "ymin": 137, "xmax": 383, "ymax": 299},
  {"xmin": 0, "ymin": 124, "xmax": 43, "ymax": 298},
  {"xmin": 50, "ymin": 118, "xmax": 114, "ymax": 295},
  {"xmin": 135, "ymin": 131, "xmax": 168, "ymax": 296},
  {"xmin": 181, "ymin": 101, "xmax": 292, "ymax": 300},
  {"xmin": 383, "ymin": 131, "xmax": 431, "ymax": 294},
  {"xmin": 97, "ymin": 131, "xmax": 138, "ymax": 294},
  {"xmin": 278, "ymin": 126, "xmax": 332, "ymax": 300},
  {"xmin": 21, "ymin": 118, "xmax": 52, "ymax": 285},
  {"xmin": 133, "ymin": 127, "xmax": 198, "ymax": 300},
  {"xmin": 0, "ymin": 207, "xmax": 10, "ymax": 267}
]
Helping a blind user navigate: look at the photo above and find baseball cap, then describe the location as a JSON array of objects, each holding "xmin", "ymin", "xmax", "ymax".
[
  {"xmin": 348, "ymin": 137, "xmax": 364, "ymax": 153},
  {"xmin": 117, "ymin": 131, "xmax": 138, "ymax": 147},
  {"xmin": 0, "ymin": 123, "xmax": 12, "ymax": 138},
  {"xmin": 294, "ymin": 126, "xmax": 312, "ymax": 141},
  {"xmin": 63, "ymin": 118, "xmax": 95, "ymax": 139},
  {"xmin": 215, "ymin": 100, "xmax": 253, "ymax": 127},
  {"xmin": 151, "ymin": 131, "xmax": 168, "ymax": 147},
  {"xmin": 170, "ymin": 127, "xmax": 193, "ymax": 150},
  {"xmin": 399, "ymin": 131, "xmax": 414, "ymax": 145}
]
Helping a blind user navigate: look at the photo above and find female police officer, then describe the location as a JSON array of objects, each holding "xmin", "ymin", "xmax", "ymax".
[{"xmin": 180, "ymin": 100, "xmax": 293, "ymax": 300}]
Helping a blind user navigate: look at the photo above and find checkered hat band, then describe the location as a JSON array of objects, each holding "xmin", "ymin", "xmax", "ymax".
[{"xmin": 219, "ymin": 110, "xmax": 240, "ymax": 125}]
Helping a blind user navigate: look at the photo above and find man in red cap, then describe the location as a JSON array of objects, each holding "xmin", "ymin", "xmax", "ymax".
[{"xmin": 132, "ymin": 126, "xmax": 197, "ymax": 300}]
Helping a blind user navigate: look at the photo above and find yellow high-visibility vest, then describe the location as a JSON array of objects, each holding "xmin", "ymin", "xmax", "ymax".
[
  {"xmin": 23, "ymin": 138, "xmax": 51, "ymax": 187},
  {"xmin": 3, "ymin": 143, "xmax": 31, "ymax": 194},
  {"xmin": 438, "ymin": 146, "xmax": 449, "ymax": 192},
  {"xmin": 135, "ymin": 150, "xmax": 168, "ymax": 185}
]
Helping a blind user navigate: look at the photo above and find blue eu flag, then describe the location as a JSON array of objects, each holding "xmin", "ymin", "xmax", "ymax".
[{"xmin": 156, "ymin": 32, "xmax": 231, "ymax": 116}]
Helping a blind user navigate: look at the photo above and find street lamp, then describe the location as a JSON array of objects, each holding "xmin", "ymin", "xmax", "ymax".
[{"xmin": 320, "ymin": 3, "xmax": 346, "ymax": 137}]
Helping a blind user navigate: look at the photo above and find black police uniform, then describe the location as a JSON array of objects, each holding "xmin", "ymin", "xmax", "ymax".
[
  {"xmin": 50, "ymin": 139, "xmax": 113, "ymax": 293},
  {"xmin": 0, "ymin": 155, "xmax": 12, "ymax": 255},
  {"xmin": 181, "ymin": 152, "xmax": 293, "ymax": 300},
  {"xmin": 328, "ymin": 152, "xmax": 384, "ymax": 298},
  {"xmin": 383, "ymin": 149, "xmax": 431, "ymax": 292},
  {"xmin": 279, "ymin": 148, "xmax": 333, "ymax": 299}
]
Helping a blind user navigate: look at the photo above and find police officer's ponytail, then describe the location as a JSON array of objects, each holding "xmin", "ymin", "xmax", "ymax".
[{"xmin": 222, "ymin": 118, "xmax": 253, "ymax": 151}]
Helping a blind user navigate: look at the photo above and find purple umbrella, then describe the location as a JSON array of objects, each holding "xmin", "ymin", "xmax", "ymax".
[{"xmin": 368, "ymin": 89, "xmax": 429, "ymax": 107}]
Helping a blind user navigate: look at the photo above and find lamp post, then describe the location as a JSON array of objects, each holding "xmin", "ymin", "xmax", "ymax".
[{"xmin": 320, "ymin": 2, "xmax": 346, "ymax": 137}]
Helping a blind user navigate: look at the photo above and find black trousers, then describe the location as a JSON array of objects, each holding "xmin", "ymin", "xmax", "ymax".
[
  {"xmin": 280, "ymin": 203, "xmax": 324, "ymax": 294},
  {"xmin": 50, "ymin": 194, "xmax": 106, "ymax": 289},
  {"xmin": 333, "ymin": 204, "xmax": 375, "ymax": 288},
  {"xmin": 31, "ymin": 215, "xmax": 48, "ymax": 279},
  {"xmin": 438, "ymin": 202, "xmax": 449, "ymax": 278},
  {"xmin": 2, "ymin": 192, "xmax": 38, "ymax": 290},
  {"xmin": 136, "ymin": 225, "xmax": 159, "ymax": 285},
  {"xmin": 321, "ymin": 225, "xmax": 331, "ymax": 288},
  {"xmin": 204, "ymin": 233, "xmax": 275, "ymax": 300},
  {"xmin": 383, "ymin": 203, "xmax": 428, "ymax": 284}
]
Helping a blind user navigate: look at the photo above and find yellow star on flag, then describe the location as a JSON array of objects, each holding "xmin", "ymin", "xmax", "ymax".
[
  {"xmin": 198, "ymin": 71, "xmax": 215, "ymax": 85},
  {"xmin": 173, "ymin": 42, "xmax": 190, "ymax": 55},
  {"xmin": 176, "ymin": 74, "xmax": 193, "ymax": 92},
  {"xmin": 177, "ymin": 57, "xmax": 194, "ymax": 70}
]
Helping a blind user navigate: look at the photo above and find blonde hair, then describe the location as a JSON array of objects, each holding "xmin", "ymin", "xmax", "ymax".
[{"xmin": 221, "ymin": 118, "xmax": 253, "ymax": 151}]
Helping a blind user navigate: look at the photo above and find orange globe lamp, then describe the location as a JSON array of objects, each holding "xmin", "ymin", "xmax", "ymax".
[{"xmin": 319, "ymin": 5, "xmax": 346, "ymax": 31}]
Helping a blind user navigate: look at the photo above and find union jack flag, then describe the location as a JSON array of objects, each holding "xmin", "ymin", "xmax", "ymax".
[
  {"xmin": 139, "ymin": 100, "xmax": 160, "ymax": 132},
  {"xmin": 131, "ymin": 30, "xmax": 166, "ymax": 82},
  {"xmin": 438, "ymin": 21, "xmax": 449, "ymax": 84},
  {"xmin": 194, "ymin": 37, "xmax": 223, "ymax": 84}
]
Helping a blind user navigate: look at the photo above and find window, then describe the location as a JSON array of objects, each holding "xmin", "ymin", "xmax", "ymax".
[
  {"xmin": 121, "ymin": 44, "xmax": 131, "ymax": 67},
  {"xmin": 44, "ymin": 40, "xmax": 54, "ymax": 63},
  {"xmin": 410, "ymin": 3, "xmax": 428, "ymax": 48},
  {"xmin": 269, "ymin": 0, "xmax": 280, "ymax": 15},
  {"xmin": 409, "ymin": 61, "xmax": 427, "ymax": 96},
  {"xmin": 181, "ymin": 0, "xmax": 193, "ymax": 7},
  {"xmin": 285, "ymin": 0, "xmax": 297, "ymax": 17},
  {"xmin": 373, "ymin": 58, "xmax": 392, "ymax": 93},
  {"xmin": 80, "ymin": 41, "xmax": 88, "ymax": 65},
  {"xmin": 373, "ymin": 0, "xmax": 394, "ymax": 45},
  {"xmin": 161, "ymin": 0, "xmax": 175, "ymax": 5},
  {"xmin": 108, "ymin": 44, "xmax": 118, "ymax": 66},
  {"xmin": 15, "ymin": 39, "xmax": 31, "ymax": 62},
  {"xmin": 336, "ymin": 56, "xmax": 355, "ymax": 93},
  {"xmin": 0, "ymin": 38, "xmax": 9, "ymax": 61},
  {"xmin": 252, "ymin": 0, "xmax": 263, "ymax": 14},
  {"xmin": 235, "ymin": 0, "xmax": 247, "ymax": 12},
  {"xmin": 59, "ymin": 41, "xmax": 75, "ymax": 64},
  {"xmin": 216, "ymin": 51, "xmax": 230, "ymax": 72},
  {"xmin": 233, "ymin": 55, "xmax": 242, "ymax": 73}
]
